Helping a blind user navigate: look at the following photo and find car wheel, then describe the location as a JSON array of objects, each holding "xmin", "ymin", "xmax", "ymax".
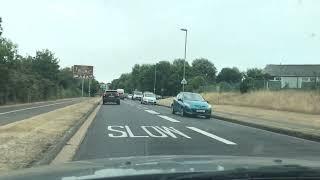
[
  {"xmin": 171, "ymin": 104, "xmax": 175, "ymax": 114},
  {"xmin": 180, "ymin": 107, "xmax": 185, "ymax": 117},
  {"xmin": 205, "ymin": 115, "xmax": 211, "ymax": 119},
  {"xmin": 117, "ymin": 101, "xmax": 120, "ymax": 105}
]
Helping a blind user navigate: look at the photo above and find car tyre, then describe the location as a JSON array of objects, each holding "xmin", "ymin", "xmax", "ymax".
[
  {"xmin": 180, "ymin": 107, "xmax": 185, "ymax": 117},
  {"xmin": 171, "ymin": 104, "xmax": 175, "ymax": 114},
  {"xmin": 205, "ymin": 115, "xmax": 211, "ymax": 119}
]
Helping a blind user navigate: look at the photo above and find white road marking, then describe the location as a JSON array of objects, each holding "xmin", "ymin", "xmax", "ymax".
[
  {"xmin": 0, "ymin": 100, "xmax": 75, "ymax": 115},
  {"xmin": 141, "ymin": 126, "xmax": 169, "ymax": 137},
  {"xmin": 155, "ymin": 126, "xmax": 191, "ymax": 139},
  {"xmin": 107, "ymin": 125, "xmax": 191, "ymax": 139},
  {"xmin": 157, "ymin": 115, "xmax": 180, "ymax": 123},
  {"xmin": 145, "ymin": 110, "xmax": 160, "ymax": 115},
  {"xmin": 107, "ymin": 126, "xmax": 128, "ymax": 137},
  {"xmin": 125, "ymin": 126, "xmax": 148, "ymax": 137},
  {"xmin": 187, "ymin": 127, "xmax": 237, "ymax": 145}
]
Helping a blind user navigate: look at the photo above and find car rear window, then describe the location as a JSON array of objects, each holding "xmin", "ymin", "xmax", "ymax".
[{"xmin": 105, "ymin": 91, "xmax": 117, "ymax": 95}]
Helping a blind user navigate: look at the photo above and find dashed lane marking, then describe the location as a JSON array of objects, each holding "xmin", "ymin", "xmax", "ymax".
[
  {"xmin": 187, "ymin": 126, "xmax": 237, "ymax": 145},
  {"xmin": 145, "ymin": 110, "xmax": 160, "ymax": 115},
  {"xmin": 157, "ymin": 115, "xmax": 180, "ymax": 123}
]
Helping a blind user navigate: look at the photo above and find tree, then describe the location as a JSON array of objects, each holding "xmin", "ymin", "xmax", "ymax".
[
  {"xmin": 0, "ymin": 17, "xmax": 3, "ymax": 36},
  {"xmin": 191, "ymin": 58, "xmax": 216, "ymax": 82},
  {"xmin": 0, "ymin": 20, "xmax": 95, "ymax": 104},
  {"xmin": 217, "ymin": 67, "xmax": 242, "ymax": 83},
  {"xmin": 246, "ymin": 68, "xmax": 271, "ymax": 80},
  {"xmin": 32, "ymin": 49, "xmax": 60, "ymax": 81},
  {"xmin": 187, "ymin": 76, "xmax": 205, "ymax": 90}
]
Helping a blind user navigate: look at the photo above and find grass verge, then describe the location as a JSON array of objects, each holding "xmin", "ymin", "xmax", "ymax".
[{"xmin": 0, "ymin": 97, "xmax": 100, "ymax": 173}]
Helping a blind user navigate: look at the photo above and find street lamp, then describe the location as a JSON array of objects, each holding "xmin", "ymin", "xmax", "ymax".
[
  {"xmin": 180, "ymin": 28, "xmax": 188, "ymax": 91},
  {"xmin": 154, "ymin": 63, "xmax": 157, "ymax": 94}
]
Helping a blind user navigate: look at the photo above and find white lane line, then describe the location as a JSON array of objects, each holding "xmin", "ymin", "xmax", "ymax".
[
  {"xmin": 145, "ymin": 110, "xmax": 160, "ymax": 115},
  {"xmin": 186, "ymin": 127, "xmax": 237, "ymax": 145},
  {"xmin": 157, "ymin": 115, "xmax": 180, "ymax": 123},
  {"xmin": 0, "ymin": 100, "xmax": 75, "ymax": 115}
]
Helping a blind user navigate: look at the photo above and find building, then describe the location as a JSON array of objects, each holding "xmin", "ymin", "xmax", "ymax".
[{"xmin": 264, "ymin": 64, "xmax": 320, "ymax": 89}]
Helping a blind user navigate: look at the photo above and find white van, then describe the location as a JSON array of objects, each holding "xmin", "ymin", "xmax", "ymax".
[{"xmin": 116, "ymin": 89, "xmax": 125, "ymax": 99}]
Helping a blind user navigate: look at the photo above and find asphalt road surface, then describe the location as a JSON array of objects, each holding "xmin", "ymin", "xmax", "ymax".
[
  {"xmin": 74, "ymin": 99, "xmax": 320, "ymax": 161},
  {"xmin": 0, "ymin": 98, "xmax": 84, "ymax": 126}
]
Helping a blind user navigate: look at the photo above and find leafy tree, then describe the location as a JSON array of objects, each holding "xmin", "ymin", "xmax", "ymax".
[
  {"xmin": 191, "ymin": 58, "xmax": 216, "ymax": 82},
  {"xmin": 0, "ymin": 17, "xmax": 3, "ymax": 36},
  {"xmin": 188, "ymin": 76, "xmax": 205, "ymax": 90},
  {"xmin": 246, "ymin": 68, "xmax": 271, "ymax": 80},
  {"xmin": 32, "ymin": 49, "xmax": 60, "ymax": 81},
  {"xmin": 240, "ymin": 77, "xmax": 254, "ymax": 93},
  {"xmin": 0, "ymin": 23, "xmax": 97, "ymax": 104},
  {"xmin": 217, "ymin": 67, "xmax": 242, "ymax": 83}
]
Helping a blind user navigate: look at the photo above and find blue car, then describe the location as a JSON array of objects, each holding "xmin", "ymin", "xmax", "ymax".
[{"xmin": 171, "ymin": 92, "xmax": 212, "ymax": 119}]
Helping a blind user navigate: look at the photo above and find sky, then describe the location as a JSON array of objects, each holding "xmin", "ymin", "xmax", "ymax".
[{"xmin": 1, "ymin": 0, "xmax": 320, "ymax": 83}]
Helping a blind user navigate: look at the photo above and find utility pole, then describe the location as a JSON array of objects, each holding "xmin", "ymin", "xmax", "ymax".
[
  {"xmin": 180, "ymin": 28, "xmax": 188, "ymax": 91},
  {"xmin": 81, "ymin": 78, "xmax": 84, "ymax": 97},
  {"xmin": 154, "ymin": 64, "xmax": 157, "ymax": 94},
  {"xmin": 88, "ymin": 79, "xmax": 91, "ymax": 97}
]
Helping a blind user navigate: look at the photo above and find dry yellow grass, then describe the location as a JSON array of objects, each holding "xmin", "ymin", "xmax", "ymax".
[
  {"xmin": 203, "ymin": 90, "xmax": 320, "ymax": 114},
  {"xmin": 0, "ymin": 97, "xmax": 100, "ymax": 172}
]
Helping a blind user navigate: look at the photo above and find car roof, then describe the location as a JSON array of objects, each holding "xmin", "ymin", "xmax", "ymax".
[{"xmin": 181, "ymin": 92, "xmax": 198, "ymax": 95}]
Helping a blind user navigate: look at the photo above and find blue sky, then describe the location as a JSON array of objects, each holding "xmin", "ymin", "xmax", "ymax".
[{"xmin": 1, "ymin": 0, "xmax": 319, "ymax": 83}]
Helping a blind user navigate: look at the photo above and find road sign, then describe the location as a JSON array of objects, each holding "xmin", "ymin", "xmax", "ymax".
[
  {"xmin": 181, "ymin": 78, "xmax": 187, "ymax": 85},
  {"xmin": 73, "ymin": 65, "xmax": 94, "ymax": 79}
]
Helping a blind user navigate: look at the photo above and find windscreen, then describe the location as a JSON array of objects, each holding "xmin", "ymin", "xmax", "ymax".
[
  {"xmin": 145, "ymin": 93, "xmax": 155, "ymax": 97},
  {"xmin": 1, "ymin": 1, "xmax": 320, "ymax": 178},
  {"xmin": 183, "ymin": 93, "xmax": 205, "ymax": 101}
]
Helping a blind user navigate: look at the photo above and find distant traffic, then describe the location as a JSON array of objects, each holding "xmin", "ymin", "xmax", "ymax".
[{"xmin": 102, "ymin": 89, "xmax": 212, "ymax": 119}]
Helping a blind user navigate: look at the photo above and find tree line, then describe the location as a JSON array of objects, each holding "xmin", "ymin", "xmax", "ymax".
[
  {"xmin": 110, "ymin": 58, "xmax": 272, "ymax": 96},
  {"xmin": 0, "ymin": 18, "xmax": 99, "ymax": 105}
]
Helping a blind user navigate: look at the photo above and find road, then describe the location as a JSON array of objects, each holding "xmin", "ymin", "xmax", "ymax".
[
  {"xmin": 74, "ymin": 99, "xmax": 320, "ymax": 161},
  {"xmin": 0, "ymin": 98, "xmax": 84, "ymax": 126}
]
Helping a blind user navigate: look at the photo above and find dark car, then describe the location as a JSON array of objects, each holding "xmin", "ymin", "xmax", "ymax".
[
  {"xmin": 103, "ymin": 90, "xmax": 120, "ymax": 105},
  {"xmin": 171, "ymin": 92, "xmax": 212, "ymax": 118}
]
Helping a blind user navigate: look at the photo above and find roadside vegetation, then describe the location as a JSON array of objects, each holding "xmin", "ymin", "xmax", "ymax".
[
  {"xmin": 0, "ymin": 18, "xmax": 99, "ymax": 105},
  {"xmin": 203, "ymin": 90, "xmax": 320, "ymax": 114}
]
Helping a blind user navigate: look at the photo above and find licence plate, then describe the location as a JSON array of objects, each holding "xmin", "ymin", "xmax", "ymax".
[
  {"xmin": 196, "ymin": 110, "xmax": 205, "ymax": 113},
  {"xmin": 109, "ymin": 96, "xmax": 114, "ymax": 98}
]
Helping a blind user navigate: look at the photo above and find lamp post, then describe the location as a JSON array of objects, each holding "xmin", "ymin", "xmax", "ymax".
[
  {"xmin": 154, "ymin": 63, "xmax": 157, "ymax": 94},
  {"xmin": 180, "ymin": 28, "xmax": 188, "ymax": 91}
]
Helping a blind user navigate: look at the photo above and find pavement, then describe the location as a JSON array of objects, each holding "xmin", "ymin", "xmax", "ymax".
[
  {"xmin": 0, "ymin": 98, "xmax": 84, "ymax": 126},
  {"xmin": 73, "ymin": 99, "xmax": 320, "ymax": 161}
]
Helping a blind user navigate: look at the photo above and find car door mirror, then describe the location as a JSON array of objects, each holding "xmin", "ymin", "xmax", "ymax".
[
  {"xmin": 206, "ymin": 100, "xmax": 209, "ymax": 103},
  {"xmin": 178, "ymin": 98, "xmax": 183, "ymax": 102}
]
